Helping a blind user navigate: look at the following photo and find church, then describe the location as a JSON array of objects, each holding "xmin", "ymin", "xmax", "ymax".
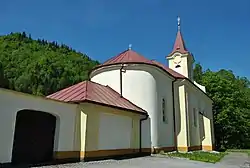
[{"xmin": 0, "ymin": 18, "xmax": 215, "ymax": 165}]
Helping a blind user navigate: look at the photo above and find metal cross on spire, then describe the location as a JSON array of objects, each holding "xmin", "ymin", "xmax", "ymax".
[
  {"xmin": 177, "ymin": 16, "xmax": 181, "ymax": 31},
  {"xmin": 128, "ymin": 44, "xmax": 132, "ymax": 50}
]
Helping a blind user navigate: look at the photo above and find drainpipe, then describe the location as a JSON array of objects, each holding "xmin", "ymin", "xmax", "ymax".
[
  {"xmin": 172, "ymin": 79, "xmax": 177, "ymax": 150},
  {"xmin": 119, "ymin": 64, "xmax": 126, "ymax": 97},
  {"xmin": 139, "ymin": 114, "xmax": 149, "ymax": 153}
]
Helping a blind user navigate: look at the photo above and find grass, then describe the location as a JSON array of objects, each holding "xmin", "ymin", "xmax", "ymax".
[
  {"xmin": 161, "ymin": 151, "xmax": 227, "ymax": 163},
  {"xmin": 226, "ymin": 149, "xmax": 250, "ymax": 156}
]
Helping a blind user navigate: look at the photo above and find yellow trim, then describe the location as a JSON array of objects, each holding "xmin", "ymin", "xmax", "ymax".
[
  {"xmin": 177, "ymin": 146, "xmax": 188, "ymax": 152},
  {"xmin": 54, "ymin": 148, "xmax": 147, "ymax": 160},
  {"xmin": 54, "ymin": 151, "xmax": 82, "ymax": 159},
  {"xmin": 202, "ymin": 145, "xmax": 213, "ymax": 151}
]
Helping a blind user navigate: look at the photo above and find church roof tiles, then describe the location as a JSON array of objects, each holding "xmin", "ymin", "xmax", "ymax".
[
  {"xmin": 93, "ymin": 49, "xmax": 186, "ymax": 79},
  {"xmin": 46, "ymin": 81, "xmax": 146, "ymax": 114}
]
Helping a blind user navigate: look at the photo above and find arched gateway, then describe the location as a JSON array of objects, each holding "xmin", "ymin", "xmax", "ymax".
[{"xmin": 11, "ymin": 110, "xmax": 56, "ymax": 165}]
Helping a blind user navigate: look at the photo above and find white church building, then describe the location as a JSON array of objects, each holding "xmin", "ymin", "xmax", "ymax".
[{"xmin": 0, "ymin": 18, "xmax": 215, "ymax": 166}]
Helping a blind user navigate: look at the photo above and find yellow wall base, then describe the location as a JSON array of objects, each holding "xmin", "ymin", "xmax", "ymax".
[
  {"xmin": 54, "ymin": 145, "xmax": 214, "ymax": 160},
  {"xmin": 202, "ymin": 145, "xmax": 214, "ymax": 151},
  {"xmin": 54, "ymin": 148, "xmax": 151, "ymax": 160}
]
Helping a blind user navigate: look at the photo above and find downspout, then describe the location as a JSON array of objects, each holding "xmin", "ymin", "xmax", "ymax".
[
  {"xmin": 172, "ymin": 79, "xmax": 177, "ymax": 150},
  {"xmin": 139, "ymin": 114, "xmax": 149, "ymax": 153},
  {"xmin": 119, "ymin": 64, "xmax": 124, "ymax": 97}
]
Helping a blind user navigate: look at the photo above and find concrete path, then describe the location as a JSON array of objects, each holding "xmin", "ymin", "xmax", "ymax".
[
  {"xmin": 217, "ymin": 152, "xmax": 250, "ymax": 168},
  {"xmin": 32, "ymin": 153, "xmax": 249, "ymax": 168}
]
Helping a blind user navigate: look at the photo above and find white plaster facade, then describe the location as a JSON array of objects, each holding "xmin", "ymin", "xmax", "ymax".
[{"xmin": 0, "ymin": 88, "xmax": 78, "ymax": 163}]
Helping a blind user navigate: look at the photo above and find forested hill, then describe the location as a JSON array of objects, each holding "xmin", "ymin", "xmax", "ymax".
[{"xmin": 0, "ymin": 32, "xmax": 99, "ymax": 96}]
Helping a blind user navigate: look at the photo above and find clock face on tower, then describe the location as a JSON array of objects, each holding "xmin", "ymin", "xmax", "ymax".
[{"xmin": 173, "ymin": 55, "xmax": 182, "ymax": 67}]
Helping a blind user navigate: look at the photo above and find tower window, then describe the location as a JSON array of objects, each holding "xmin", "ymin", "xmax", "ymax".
[
  {"xmin": 162, "ymin": 99, "xmax": 167, "ymax": 123},
  {"xmin": 175, "ymin": 65, "xmax": 181, "ymax": 68}
]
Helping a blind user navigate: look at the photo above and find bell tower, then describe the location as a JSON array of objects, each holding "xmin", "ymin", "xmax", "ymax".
[{"xmin": 166, "ymin": 17, "xmax": 194, "ymax": 80}]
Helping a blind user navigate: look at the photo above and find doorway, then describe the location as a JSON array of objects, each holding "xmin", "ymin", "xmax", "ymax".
[{"xmin": 11, "ymin": 110, "xmax": 56, "ymax": 165}]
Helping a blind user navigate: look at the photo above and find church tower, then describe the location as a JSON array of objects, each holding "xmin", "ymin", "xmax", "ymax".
[{"xmin": 167, "ymin": 17, "xmax": 195, "ymax": 80}]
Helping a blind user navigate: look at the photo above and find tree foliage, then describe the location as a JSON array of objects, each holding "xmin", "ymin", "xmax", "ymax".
[
  {"xmin": 194, "ymin": 64, "xmax": 250, "ymax": 149},
  {"xmin": 0, "ymin": 32, "xmax": 99, "ymax": 96}
]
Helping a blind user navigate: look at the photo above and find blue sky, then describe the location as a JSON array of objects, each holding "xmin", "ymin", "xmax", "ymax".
[{"xmin": 1, "ymin": 0, "xmax": 249, "ymax": 78}]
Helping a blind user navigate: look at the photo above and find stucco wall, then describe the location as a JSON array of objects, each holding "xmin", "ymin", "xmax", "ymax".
[
  {"xmin": 153, "ymin": 69, "xmax": 175, "ymax": 148},
  {"xmin": 79, "ymin": 103, "xmax": 147, "ymax": 158},
  {"xmin": 90, "ymin": 65, "xmax": 156, "ymax": 148},
  {"xmin": 185, "ymin": 81, "xmax": 214, "ymax": 150},
  {"xmin": 0, "ymin": 89, "xmax": 78, "ymax": 163},
  {"xmin": 187, "ymin": 90, "xmax": 201, "ymax": 147},
  {"xmin": 91, "ymin": 65, "xmax": 175, "ymax": 149},
  {"xmin": 98, "ymin": 112, "xmax": 132, "ymax": 150}
]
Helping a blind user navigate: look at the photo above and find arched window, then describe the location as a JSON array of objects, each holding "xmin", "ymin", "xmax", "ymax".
[{"xmin": 162, "ymin": 99, "xmax": 167, "ymax": 123}]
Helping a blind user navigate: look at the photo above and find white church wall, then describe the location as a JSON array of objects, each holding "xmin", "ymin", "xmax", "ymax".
[
  {"xmin": 185, "ymin": 81, "xmax": 214, "ymax": 150},
  {"xmin": 90, "ymin": 65, "xmax": 157, "ymax": 148},
  {"xmin": 141, "ymin": 118, "xmax": 151, "ymax": 149},
  {"xmin": 98, "ymin": 112, "xmax": 132, "ymax": 150},
  {"xmin": 187, "ymin": 89, "xmax": 201, "ymax": 147},
  {"xmin": 153, "ymin": 69, "xmax": 175, "ymax": 148},
  {"xmin": 0, "ymin": 88, "xmax": 78, "ymax": 163}
]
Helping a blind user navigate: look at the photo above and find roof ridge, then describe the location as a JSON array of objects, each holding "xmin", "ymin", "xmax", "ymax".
[
  {"xmin": 102, "ymin": 49, "xmax": 129, "ymax": 64},
  {"xmin": 105, "ymin": 85, "xmax": 147, "ymax": 112}
]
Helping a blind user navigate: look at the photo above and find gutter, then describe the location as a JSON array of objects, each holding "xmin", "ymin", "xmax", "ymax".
[
  {"xmin": 172, "ymin": 79, "xmax": 177, "ymax": 150},
  {"xmin": 139, "ymin": 114, "xmax": 149, "ymax": 153}
]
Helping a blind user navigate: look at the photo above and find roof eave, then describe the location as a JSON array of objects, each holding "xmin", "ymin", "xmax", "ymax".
[
  {"xmin": 176, "ymin": 78, "xmax": 213, "ymax": 102},
  {"xmin": 89, "ymin": 62, "xmax": 176, "ymax": 81},
  {"xmin": 75, "ymin": 99, "xmax": 148, "ymax": 115}
]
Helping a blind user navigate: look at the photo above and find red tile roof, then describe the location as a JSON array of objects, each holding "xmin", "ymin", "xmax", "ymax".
[
  {"xmin": 168, "ymin": 31, "xmax": 189, "ymax": 56},
  {"xmin": 151, "ymin": 60, "xmax": 185, "ymax": 78},
  {"xmin": 93, "ymin": 49, "xmax": 185, "ymax": 79},
  {"xmin": 102, "ymin": 49, "xmax": 152, "ymax": 65},
  {"xmin": 46, "ymin": 81, "xmax": 146, "ymax": 114}
]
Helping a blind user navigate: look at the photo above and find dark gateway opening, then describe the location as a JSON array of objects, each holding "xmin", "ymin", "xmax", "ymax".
[{"xmin": 11, "ymin": 110, "xmax": 56, "ymax": 165}]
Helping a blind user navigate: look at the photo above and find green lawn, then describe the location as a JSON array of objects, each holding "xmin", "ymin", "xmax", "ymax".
[
  {"xmin": 162, "ymin": 151, "xmax": 227, "ymax": 163},
  {"xmin": 226, "ymin": 149, "xmax": 250, "ymax": 156}
]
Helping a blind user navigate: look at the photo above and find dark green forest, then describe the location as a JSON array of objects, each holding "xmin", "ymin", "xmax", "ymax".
[
  {"xmin": 0, "ymin": 32, "xmax": 249, "ymax": 150},
  {"xmin": 0, "ymin": 32, "xmax": 99, "ymax": 96},
  {"xmin": 194, "ymin": 63, "xmax": 250, "ymax": 150}
]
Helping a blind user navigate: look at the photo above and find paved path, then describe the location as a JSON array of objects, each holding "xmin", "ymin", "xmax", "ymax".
[
  {"xmin": 217, "ymin": 152, "xmax": 249, "ymax": 168},
  {"xmin": 32, "ymin": 153, "xmax": 249, "ymax": 168}
]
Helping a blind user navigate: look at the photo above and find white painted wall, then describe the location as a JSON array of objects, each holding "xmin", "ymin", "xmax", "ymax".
[
  {"xmin": 154, "ymin": 69, "xmax": 175, "ymax": 148},
  {"xmin": 187, "ymin": 90, "xmax": 201, "ymax": 147},
  {"xmin": 141, "ymin": 118, "xmax": 151, "ymax": 148},
  {"xmin": 0, "ymin": 89, "xmax": 77, "ymax": 163},
  {"xmin": 98, "ymin": 113, "xmax": 132, "ymax": 150},
  {"xmin": 91, "ymin": 65, "xmax": 157, "ymax": 148}
]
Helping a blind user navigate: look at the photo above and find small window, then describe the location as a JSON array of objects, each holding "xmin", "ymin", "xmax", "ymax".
[
  {"xmin": 175, "ymin": 65, "xmax": 181, "ymax": 68},
  {"xmin": 193, "ymin": 108, "xmax": 197, "ymax": 127},
  {"xmin": 162, "ymin": 99, "xmax": 167, "ymax": 123}
]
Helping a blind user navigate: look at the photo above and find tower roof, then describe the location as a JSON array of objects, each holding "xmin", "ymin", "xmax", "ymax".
[
  {"xmin": 172, "ymin": 31, "xmax": 188, "ymax": 54},
  {"xmin": 168, "ymin": 17, "xmax": 189, "ymax": 56}
]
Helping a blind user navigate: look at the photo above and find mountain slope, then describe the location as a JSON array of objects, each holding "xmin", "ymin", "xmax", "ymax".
[{"xmin": 0, "ymin": 32, "xmax": 99, "ymax": 96}]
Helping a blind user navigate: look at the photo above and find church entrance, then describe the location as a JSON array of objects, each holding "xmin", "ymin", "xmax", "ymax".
[{"xmin": 11, "ymin": 110, "xmax": 56, "ymax": 165}]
